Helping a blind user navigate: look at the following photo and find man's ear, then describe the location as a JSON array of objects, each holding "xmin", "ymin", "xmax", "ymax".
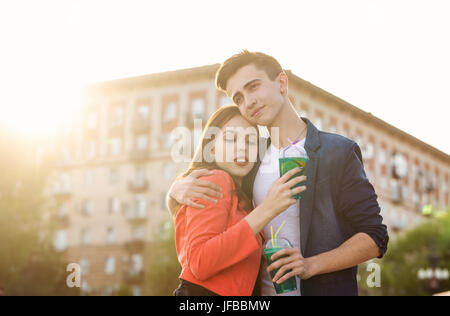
[{"xmin": 277, "ymin": 71, "xmax": 288, "ymax": 94}]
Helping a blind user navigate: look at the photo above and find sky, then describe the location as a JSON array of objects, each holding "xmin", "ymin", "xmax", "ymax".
[{"xmin": 0, "ymin": 0, "xmax": 449, "ymax": 154}]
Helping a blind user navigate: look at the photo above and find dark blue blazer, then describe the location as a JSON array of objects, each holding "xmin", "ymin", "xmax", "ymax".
[{"xmin": 244, "ymin": 117, "xmax": 389, "ymax": 296}]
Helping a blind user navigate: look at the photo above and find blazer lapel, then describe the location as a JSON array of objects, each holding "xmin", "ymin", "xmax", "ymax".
[{"xmin": 299, "ymin": 117, "xmax": 320, "ymax": 256}]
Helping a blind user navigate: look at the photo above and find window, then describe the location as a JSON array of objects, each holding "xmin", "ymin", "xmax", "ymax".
[
  {"xmin": 392, "ymin": 153, "xmax": 408, "ymax": 179},
  {"xmin": 60, "ymin": 173, "xmax": 71, "ymax": 191},
  {"xmin": 192, "ymin": 98, "xmax": 205, "ymax": 119},
  {"xmin": 81, "ymin": 228, "xmax": 92, "ymax": 245},
  {"xmin": 363, "ymin": 142, "xmax": 375, "ymax": 160},
  {"xmin": 133, "ymin": 226, "xmax": 146, "ymax": 241},
  {"xmin": 79, "ymin": 258, "xmax": 89, "ymax": 275},
  {"xmin": 109, "ymin": 197, "xmax": 121, "ymax": 215},
  {"xmin": 86, "ymin": 140, "xmax": 96, "ymax": 160},
  {"xmin": 135, "ymin": 195, "xmax": 147, "ymax": 218},
  {"xmin": 82, "ymin": 199, "xmax": 94, "ymax": 216},
  {"xmin": 137, "ymin": 105, "xmax": 149, "ymax": 120},
  {"xmin": 164, "ymin": 102, "xmax": 177, "ymax": 122},
  {"xmin": 219, "ymin": 95, "xmax": 232, "ymax": 107},
  {"xmin": 163, "ymin": 132, "xmax": 176, "ymax": 149},
  {"xmin": 54, "ymin": 230, "xmax": 67, "ymax": 252},
  {"xmin": 109, "ymin": 168, "xmax": 120, "ymax": 184},
  {"xmin": 130, "ymin": 254, "xmax": 143, "ymax": 274},
  {"xmin": 58, "ymin": 201, "xmax": 67, "ymax": 216},
  {"xmin": 163, "ymin": 163, "xmax": 175, "ymax": 181},
  {"xmin": 378, "ymin": 148, "xmax": 387, "ymax": 165},
  {"xmin": 136, "ymin": 135, "xmax": 148, "ymax": 150},
  {"xmin": 314, "ymin": 117, "xmax": 323, "ymax": 130},
  {"xmin": 106, "ymin": 227, "xmax": 116, "ymax": 245},
  {"xmin": 109, "ymin": 138, "xmax": 122, "ymax": 156},
  {"xmin": 104, "ymin": 257, "xmax": 116, "ymax": 275},
  {"xmin": 111, "ymin": 106, "xmax": 124, "ymax": 127},
  {"xmin": 84, "ymin": 170, "xmax": 94, "ymax": 187},
  {"xmin": 132, "ymin": 286, "xmax": 141, "ymax": 297},
  {"xmin": 87, "ymin": 111, "xmax": 97, "ymax": 130}
]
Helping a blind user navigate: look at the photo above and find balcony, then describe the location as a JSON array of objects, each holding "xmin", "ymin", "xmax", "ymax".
[
  {"xmin": 128, "ymin": 178, "xmax": 149, "ymax": 193},
  {"xmin": 108, "ymin": 122, "xmax": 124, "ymax": 137},
  {"xmin": 132, "ymin": 116, "xmax": 151, "ymax": 133},
  {"xmin": 124, "ymin": 209, "xmax": 148, "ymax": 225},
  {"xmin": 391, "ymin": 182, "xmax": 403, "ymax": 204},
  {"xmin": 124, "ymin": 240, "xmax": 145, "ymax": 253},
  {"xmin": 56, "ymin": 214, "xmax": 71, "ymax": 227},
  {"xmin": 129, "ymin": 149, "xmax": 150, "ymax": 161},
  {"xmin": 52, "ymin": 186, "xmax": 72, "ymax": 200},
  {"xmin": 124, "ymin": 270, "xmax": 145, "ymax": 284}
]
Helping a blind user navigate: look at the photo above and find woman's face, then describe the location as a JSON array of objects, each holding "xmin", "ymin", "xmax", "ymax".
[{"xmin": 212, "ymin": 115, "xmax": 258, "ymax": 178}]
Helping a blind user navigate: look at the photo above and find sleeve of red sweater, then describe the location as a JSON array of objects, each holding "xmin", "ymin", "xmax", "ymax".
[{"xmin": 184, "ymin": 170, "xmax": 260, "ymax": 281}]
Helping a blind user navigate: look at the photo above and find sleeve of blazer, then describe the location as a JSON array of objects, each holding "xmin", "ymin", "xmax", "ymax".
[{"xmin": 337, "ymin": 142, "xmax": 389, "ymax": 258}]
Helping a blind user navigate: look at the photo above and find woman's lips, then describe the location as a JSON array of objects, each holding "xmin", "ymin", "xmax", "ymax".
[
  {"xmin": 251, "ymin": 105, "xmax": 265, "ymax": 117},
  {"xmin": 234, "ymin": 157, "xmax": 249, "ymax": 167}
]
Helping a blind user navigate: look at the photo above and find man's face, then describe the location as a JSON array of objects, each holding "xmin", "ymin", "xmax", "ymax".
[{"xmin": 226, "ymin": 64, "xmax": 285, "ymax": 127}]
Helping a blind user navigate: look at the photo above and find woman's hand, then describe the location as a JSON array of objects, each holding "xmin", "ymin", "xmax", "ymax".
[
  {"xmin": 168, "ymin": 169, "xmax": 223, "ymax": 209},
  {"xmin": 261, "ymin": 167, "xmax": 306, "ymax": 216}
]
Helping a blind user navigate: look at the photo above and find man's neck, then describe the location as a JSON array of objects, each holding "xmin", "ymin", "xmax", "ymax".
[{"xmin": 268, "ymin": 99, "xmax": 307, "ymax": 149}]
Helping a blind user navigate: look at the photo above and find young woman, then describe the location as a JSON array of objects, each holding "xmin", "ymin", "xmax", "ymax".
[{"xmin": 172, "ymin": 104, "xmax": 306, "ymax": 296}]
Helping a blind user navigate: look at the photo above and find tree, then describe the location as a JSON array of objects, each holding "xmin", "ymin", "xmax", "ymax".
[
  {"xmin": 145, "ymin": 222, "xmax": 181, "ymax": 295},
  {"xmin": 0, "ymin": 130, "xmax": 79, "ymax": 296},
  {"xmin": 363, "ymin": 209, "xmax": 450, "ymax": 296}
]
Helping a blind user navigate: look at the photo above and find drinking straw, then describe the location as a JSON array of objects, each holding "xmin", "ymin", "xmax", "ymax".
[
  {"xmin": 270, "ymin": 225, "xmax": 274, "ymax": 247},
  {"xmin": 282, "ymin": 138, "xmax": 306, "ymax": 158},
  {"xmin": 274, "ymin": 220, "xmax": 286, "ymax": 248}
]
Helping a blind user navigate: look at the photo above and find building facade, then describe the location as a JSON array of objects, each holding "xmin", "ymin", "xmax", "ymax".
[{"xmin": 50, "ymin": 64, "xmax": 450, "ymax": 295}]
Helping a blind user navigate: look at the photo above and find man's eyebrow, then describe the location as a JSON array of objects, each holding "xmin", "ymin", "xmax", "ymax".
[{"xmin": 231, "ymin": 79, "xmax": 261, "ymax": 101}]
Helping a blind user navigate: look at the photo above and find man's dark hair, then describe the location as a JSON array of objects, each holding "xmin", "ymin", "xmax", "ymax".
[{"xmin": 215, "ymin": 50, "xmax": 283, "ymax": 93}]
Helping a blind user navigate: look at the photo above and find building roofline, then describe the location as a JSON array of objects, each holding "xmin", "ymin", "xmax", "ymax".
[{"xmin": 86, "ymin": 64, "xmax": 450, "ymax": 164}]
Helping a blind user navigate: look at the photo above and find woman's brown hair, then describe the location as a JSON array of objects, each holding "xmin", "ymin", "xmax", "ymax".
[{"xmin": 172, "ymin": 104, "xmax": 259, "ymax": 217}]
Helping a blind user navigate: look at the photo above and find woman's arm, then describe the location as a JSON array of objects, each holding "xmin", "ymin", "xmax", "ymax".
[
  {"xmin": 185, "ymin": 169, "xmax": 306, "ymax": 280},
  {"xmin": 184, "ymin": 170, "xmax": 260, "ymax": 281}
]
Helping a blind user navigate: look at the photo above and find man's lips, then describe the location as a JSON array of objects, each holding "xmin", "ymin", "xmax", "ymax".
[{"xmin": 251, "ymin": 105, "xmax": 265, "ymax": 117}]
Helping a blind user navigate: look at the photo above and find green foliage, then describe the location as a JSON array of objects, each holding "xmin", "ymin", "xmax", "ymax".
[
  {"xmin": 364, "ymin": 210, "xmax": 450, "ymax": 296},
  {"xmin": 0, "ymin": 133, "xmax": 78, "ymax": 296},
  {"xmin": 145, "ymin": 221, "xmax": 181, "ymax": 295}
]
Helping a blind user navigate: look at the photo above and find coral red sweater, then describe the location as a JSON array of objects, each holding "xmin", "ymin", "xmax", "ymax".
[{"xmin": 175, "ymin": 169, "xmax": 262, "ymax": 296}]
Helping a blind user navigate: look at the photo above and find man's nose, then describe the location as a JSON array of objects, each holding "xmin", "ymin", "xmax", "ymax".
[{"xmin": 244, "ymin": 94, "xmax": 257, "ymax": 112}]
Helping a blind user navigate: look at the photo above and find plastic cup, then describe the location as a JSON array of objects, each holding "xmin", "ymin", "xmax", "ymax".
[
  {"xmin": 279, "ymin": 156, "xmax": 308, "ymax": 200},
  {"xmin": 263, "ymin": 238, "xmax": 297, "ymax": 294}
]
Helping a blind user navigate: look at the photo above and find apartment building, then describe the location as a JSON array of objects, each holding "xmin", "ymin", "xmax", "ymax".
[{"xmin": 50, "ymin": 64, "xmax": 450, "ymax": 295}]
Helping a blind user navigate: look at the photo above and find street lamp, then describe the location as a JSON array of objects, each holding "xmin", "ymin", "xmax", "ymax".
[{"xmin": 417, "ymin": 237, "xmax": 449, "ymax": 295}]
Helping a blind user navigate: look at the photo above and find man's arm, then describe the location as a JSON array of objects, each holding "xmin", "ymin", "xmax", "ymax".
[
  {"xmin": 309, "ymin": 232, "xmax": 379, "ymax": 276},
  {"xmin": 165, "ymin": 169, "xmax": 223, "ymax": 216},
  {"xmin": 269, "ymin": 232, "xmax": 380, "ymax": 283},
  {"xmin": 269, "ymin": 142, "xmax": 389, "ymax": 283}
]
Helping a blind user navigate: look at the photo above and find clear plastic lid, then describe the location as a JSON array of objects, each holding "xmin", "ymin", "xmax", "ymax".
[
  {"xmin": 281, "ymin": 140, "xmax": 308, "ymax": 158},
  {"xmin": 263, "ymin": 238, "xmax": 293, "ymax": 250}
]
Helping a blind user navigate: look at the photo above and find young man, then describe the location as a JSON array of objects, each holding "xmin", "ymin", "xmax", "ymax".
[{"xmin": 167, "ymin": 50, "xmax": 388, "ymax": 296}]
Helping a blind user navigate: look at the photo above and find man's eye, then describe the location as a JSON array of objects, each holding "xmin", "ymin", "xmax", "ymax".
[{"xmin": 250, "ymin": 83, "xmax": 258, "ymax": 90}]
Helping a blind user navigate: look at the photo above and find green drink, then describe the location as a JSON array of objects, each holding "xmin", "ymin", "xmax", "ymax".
[
  {"xmin": 279, "ymin": 156, "xmax": 308, "ymax": 200},
  {"xmin": 263, "ymin": 238, "xmax": 297, "ymax": 294}
]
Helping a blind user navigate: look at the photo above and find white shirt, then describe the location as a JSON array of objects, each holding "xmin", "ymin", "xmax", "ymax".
[{"xmin": 253, "ymin": 138, "xmax": 305, "ymax": 296}]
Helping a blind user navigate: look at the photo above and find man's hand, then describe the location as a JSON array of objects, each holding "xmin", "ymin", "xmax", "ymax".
[
  {"xmin": 267, "ymin": 248, "xmax": 316, "ymax": 283},
  {"xmin": 168, "ymin": 169, "xmax": 223, "ymax": 209}
]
